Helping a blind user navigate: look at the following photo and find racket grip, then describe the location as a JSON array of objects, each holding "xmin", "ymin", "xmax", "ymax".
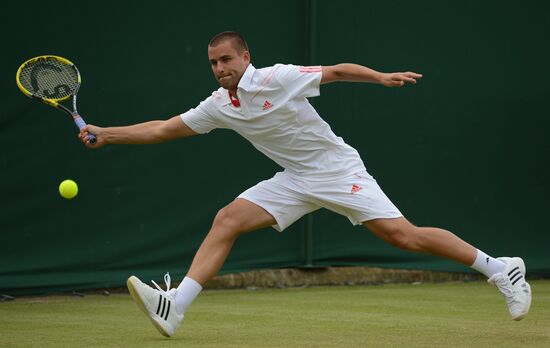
[{"xmin": 73, "ymin": 115, "xmax": 97, "ymax": 144}]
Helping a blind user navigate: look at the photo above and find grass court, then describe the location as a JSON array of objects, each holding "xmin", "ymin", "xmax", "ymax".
[{"xmin": 1, "ymin": 280, "xmax": 549, "ymax": 347}]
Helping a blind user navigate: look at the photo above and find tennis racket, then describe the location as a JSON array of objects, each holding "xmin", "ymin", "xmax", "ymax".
[{"xmin": 16, "ymin": 55, "xmax": 96, "ymax": 143}]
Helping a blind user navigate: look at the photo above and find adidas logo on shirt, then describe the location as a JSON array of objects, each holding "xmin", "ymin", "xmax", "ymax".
[{"xmin": 262, "ymin": 100, "xmax": 273, "ymax": 111}]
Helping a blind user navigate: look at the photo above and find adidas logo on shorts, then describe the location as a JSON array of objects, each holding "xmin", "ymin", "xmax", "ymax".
[{"xmin": 351, "ymin": 184, "xmax": 362, "ymax": 193}]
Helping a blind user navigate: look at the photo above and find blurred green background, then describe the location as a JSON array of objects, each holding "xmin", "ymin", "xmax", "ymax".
[{"xmin": 1, "ymin": 0, "xmax": 548, "ymax": 295}]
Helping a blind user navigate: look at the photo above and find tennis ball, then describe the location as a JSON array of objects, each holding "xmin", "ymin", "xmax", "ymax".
[{"xmin": 59, "ymin": 179, "xmax": 78, "ymax": 199}]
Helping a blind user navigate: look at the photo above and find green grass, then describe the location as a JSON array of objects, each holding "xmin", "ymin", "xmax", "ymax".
[{"xmin": 1, "ymin": 281, "xmax": 549, "ymax": 347}]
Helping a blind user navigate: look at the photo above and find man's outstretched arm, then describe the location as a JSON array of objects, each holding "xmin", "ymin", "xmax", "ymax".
[
  {"xmin": 79, "ymin": 115, "xmax": 198, "ymax": 148},
  {"xmin": 321, "ymin": 63, "xmax": 422, "ymax": 87}
]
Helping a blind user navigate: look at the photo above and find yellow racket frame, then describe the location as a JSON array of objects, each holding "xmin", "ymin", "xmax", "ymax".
[{"xmin": 16, "ymin": 55, "xmax": 81, "ymax": 108}]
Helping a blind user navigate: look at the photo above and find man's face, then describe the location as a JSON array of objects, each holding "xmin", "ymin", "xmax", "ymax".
[{"xmin": 208, "ymin": 40, "xmax": 250, "ymax": 91}]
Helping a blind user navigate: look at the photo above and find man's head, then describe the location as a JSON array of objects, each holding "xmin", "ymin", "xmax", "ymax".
[{"xmin": 208, "ymin": 31, "xmax": 250, "ymax": 92}]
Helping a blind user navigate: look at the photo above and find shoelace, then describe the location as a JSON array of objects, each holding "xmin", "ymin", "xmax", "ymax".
[
  {"xmin": 490, "ymin": 275, "xmax": 517, "ymax": 303},
  {"xmin": 152, "ymin": 272, "xmax": 172, "ymax": 294}
]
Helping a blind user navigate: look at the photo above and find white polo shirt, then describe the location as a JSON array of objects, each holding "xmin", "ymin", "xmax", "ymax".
[{"xmin": 180, "ymin": 64, "xmax": 366, "ymax": 179}]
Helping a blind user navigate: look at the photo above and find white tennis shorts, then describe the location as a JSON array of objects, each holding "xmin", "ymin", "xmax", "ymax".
[{"xmin": 238, "ymin": 170, "xmax": 402, "ymax": 231}]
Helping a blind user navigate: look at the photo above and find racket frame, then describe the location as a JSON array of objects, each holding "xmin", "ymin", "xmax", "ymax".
[{"xmin": 16, "ymin": 55, "xmax": 96, "ymax": 143}]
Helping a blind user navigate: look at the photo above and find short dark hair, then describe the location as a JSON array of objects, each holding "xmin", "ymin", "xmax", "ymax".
[{"xmin": 209, "ymin": 31, "xmax": 249, "ymax": 54}]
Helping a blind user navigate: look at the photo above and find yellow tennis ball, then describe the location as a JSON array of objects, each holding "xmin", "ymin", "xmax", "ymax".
[{"xmin": 59, "ymin": 179, "xmax": 78, "ymax": 199}]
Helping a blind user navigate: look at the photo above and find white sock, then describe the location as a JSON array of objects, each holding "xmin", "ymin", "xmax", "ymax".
[
  {"xmin": 470, "ymin": 249, "xmax": 506, "ymax": 278},
  {"xmin": 174, "ymin": 276, "xmax": 203, "ymax": 314}
]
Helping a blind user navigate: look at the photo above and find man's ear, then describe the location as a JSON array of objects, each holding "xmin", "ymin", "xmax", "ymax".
[{"xmin": 243, "ymin": 51, "xmax": 251, "ymax": 64}]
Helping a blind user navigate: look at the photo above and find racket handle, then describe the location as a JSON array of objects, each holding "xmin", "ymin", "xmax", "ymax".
[{"xmin": 73, "ymin": 114, "xmax": 97, "ymax": 144}]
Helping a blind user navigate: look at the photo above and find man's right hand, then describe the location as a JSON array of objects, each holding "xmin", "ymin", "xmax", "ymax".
[{"xmin": 79, "ymin": 125, "xmax": 105, "ymax": 148}]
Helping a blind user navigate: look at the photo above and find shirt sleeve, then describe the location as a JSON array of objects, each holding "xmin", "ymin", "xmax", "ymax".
[
  {"xmin": 274, "ymin": 64, "xmax": 322, "ymax": 99},
  {"xmin": 179, "ymin": 95, "xmax": 220, "ymax": 134}
]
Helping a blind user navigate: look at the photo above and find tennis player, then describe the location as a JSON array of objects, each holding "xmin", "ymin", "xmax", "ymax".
[{"xmin": 79, "ymin": 31, "xmax": 531, "ymax": 337}]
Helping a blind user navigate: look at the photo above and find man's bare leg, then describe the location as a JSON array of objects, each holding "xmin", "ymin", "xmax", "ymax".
[
  {"xmin": 363, "ymin": 216, "xmax": 531, "ymax": 320},
  {"xmin": 363, "ymin": 217, "xmax": 476, "ymax": 265},
  {"xmin": 172, "ymin": 198, "xmax": 276, "ymax": 315},
  {"xmin": 126, "ymin": 198, "xmax": 276, "ymax": 336},
  {"xmin": 187, "ymin": 198, "xmax": 276, "ymax": 285}
]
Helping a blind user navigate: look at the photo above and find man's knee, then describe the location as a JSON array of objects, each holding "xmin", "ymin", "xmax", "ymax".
[
  {"xmin": 367, "ymin": 219, "xmax": 421, "ymax": 251},
  {"xmin": 211, "ymin": 202, "xmax": 260, "ymax": 237},
  {"xmin": 387, "ymin": 227, "xmax": 421, "ymax": 251},
  {"xmin": 211, "ymin": 206, "xmax": 242, "ymax": 237}
]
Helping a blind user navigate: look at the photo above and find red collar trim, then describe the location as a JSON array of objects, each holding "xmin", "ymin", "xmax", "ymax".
[{"xmin": 229, "ymin": 91, "xmax": 240, "ymax": 107}]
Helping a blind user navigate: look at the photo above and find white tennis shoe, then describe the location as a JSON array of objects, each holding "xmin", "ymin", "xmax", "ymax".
[
  {"xmin": 127, "ymin": 273, "xmax": 183, "ymax": 337},
  {"xmin": 488, "ymin": 257, "xmax": 531, "ymax": 321}
]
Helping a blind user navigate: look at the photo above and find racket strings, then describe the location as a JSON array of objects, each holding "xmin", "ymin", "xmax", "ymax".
[{"xmin": 18, "ymin": 58, "xmax": 79, "ymax": 100}]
